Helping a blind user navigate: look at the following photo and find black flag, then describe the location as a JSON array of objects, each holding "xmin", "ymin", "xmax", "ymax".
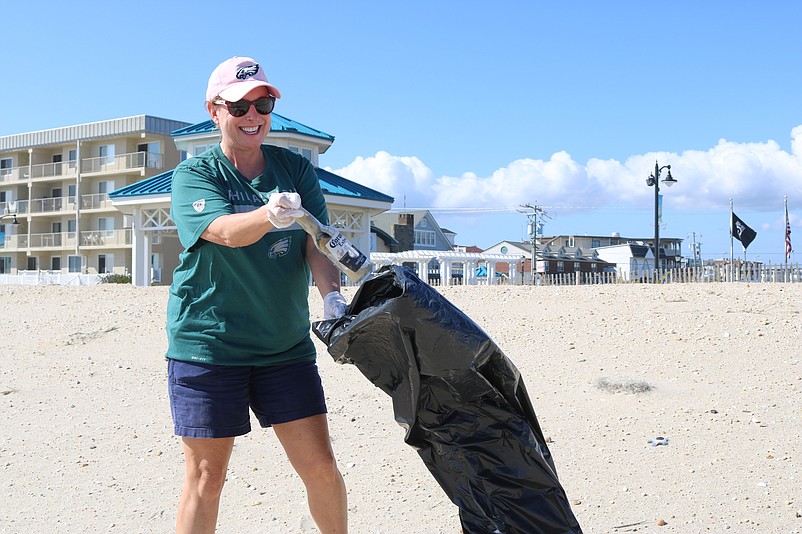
[{"xmin": 731, "ymin": 212, "xmax": 757, "ymax": 249}]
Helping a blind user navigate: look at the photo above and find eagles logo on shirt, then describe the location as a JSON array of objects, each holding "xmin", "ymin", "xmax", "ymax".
[
  {"xmin": 268, "ymin": 236, "xmax": 292, "ymax": 259},
  {"xmin": 192, "ymin": 199, "xmax": 206, "ymax": 213}
]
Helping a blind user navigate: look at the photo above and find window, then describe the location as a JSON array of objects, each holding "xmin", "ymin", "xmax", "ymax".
[
  {"xmin": 27, "ymin": 256, "xmax": 38, "ymax": 270},
  {"xmin": 98, "ymin": 254, "xmax": 110, "ymax": 274},
  {"xmin": 287, "ymin": 146, "xmax": 314, "ymax": 162},
  {"xmin": 51, "ymin": 256, "xmax": 61, "ymax": 271},
  {"xmin": 67, "ymin": 219, "xmax": 77, "ymax": 236},
  {"xmin": 500, "ymin": 246, "xmax": 508, "ymax": 254},
  {"xmin": 137, "ymin": 142, "xmax": 161, "ymax": 168},
  {"xmin": 0, "ymin": 157, "xmax": 11, "ymax": 177},
  {"xmin": 68, "ymin": 184, "xmax": 77, "ymax": 203},
  {"xmin": 0, "ymin": 256, "xmax": 10, "ymax": 273},
  {"xmin": 99, "ymin": 144, "xmax": 115, "ymax": 164},
  {"xmin": 98, "ymin": 181, "xmax": 114, "ymax": 194},
  {"xmin": 420, "ymin": 219, "xmax": 428, "ymax": 228},
  {"xmin": 557, "ymin": 261, "xmax": 565, "ymax": 272},
  {"xmin": 68, "ymin": 149, "xmax": 77, "ymax": 169},
  {"xmin": 414, "ymin": 230, "xmax": 436, "ymax": 247},
  {"xmin": 98, "ymin": 217, "xmax": 114, "ymax": 237},
  {"xmin": 591, "ymin": 239, "xmax": 601, "ymax": 248},
  {"xmin": 68, "ymin": 255, "xmax": 82, "ymax": 273},
  {"xmin": 52, "ymin": 154, "xmax": 63, "ymax": 175},
  {"xmin": 573, "ymin": 262, "xmax": 580, "ymax": 271},
  {"xmin": 50, "ymin": 188, "xmax": 63, "ymax": 211},
  {"xmin": 193, "ymin": 144, "xmax": 215, "ymax": 156}
]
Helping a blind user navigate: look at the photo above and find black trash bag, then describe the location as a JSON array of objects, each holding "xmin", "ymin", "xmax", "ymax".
[{"xmin": 313, "ymin": 265, "xmax": 582, "ymax": 534}]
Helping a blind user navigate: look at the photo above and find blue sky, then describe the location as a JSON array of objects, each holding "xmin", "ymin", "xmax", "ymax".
[{"xmin": 3, "ymin": 1, "xmax": 801, "ymax": 262}]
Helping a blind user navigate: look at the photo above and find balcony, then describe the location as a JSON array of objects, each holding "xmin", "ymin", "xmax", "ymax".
[
  {"xmin": 0, "ymin": 151, "xmax": 163, "ymax": 183},
  {"xmin": 79, "ymin": 228, "xmax": 132, "ymax": 247},
  {"xmin": 28, "ymin": 196, "xmax": 71, "ymax": 214},
  {"xmin": 31, "ymin": 161, "xmax": 78, "ymax": 181},
  {"xmin": 1, "ymin": 200, "xmax": 27, "ymax": 216},
  {"xmin": 0, "ymin": 228, "xmax": 132, "ymax": 251},
  {"xmin": 81, "ymin": 151, "xmax": 163, "ymax": 175},
  {"xmin": 79, "ymin": 193, "xmax": 114, "ymax": 211},
  {"xmin": 5, "ymin": 193, "xmax": 115, "ymax": 216},
  {"xmin": 0, "ymin": 166, "xmax": 30, "ymax": 183}
]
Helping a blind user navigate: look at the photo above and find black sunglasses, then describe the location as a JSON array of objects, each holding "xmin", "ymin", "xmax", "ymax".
[{"xmin": 213, "ymin": 96, "xmax": 275, "ymax": 117}]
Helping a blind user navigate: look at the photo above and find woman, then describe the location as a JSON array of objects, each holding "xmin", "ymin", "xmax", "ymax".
[{"xmin": 165, "ymin": 56, "xmax": 348, "ymax": 534}]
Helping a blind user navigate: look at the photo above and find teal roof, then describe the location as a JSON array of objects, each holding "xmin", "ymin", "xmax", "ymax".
[
  {"xmin": 110, "ymin": 167, "xmax": 394, "ymax": 204},
  {"xmin": 171, "ymin": 114, "xmax": 335, "ymax": 142}
]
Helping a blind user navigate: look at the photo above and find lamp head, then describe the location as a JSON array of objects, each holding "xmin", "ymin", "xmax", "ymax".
[
  {"xmin": 1, "ymin": 213, "xmax": 19, "ymax": 225},
  {"xmin": 662, "ymin": 167, "xmax": 677, "ymax": 188}
]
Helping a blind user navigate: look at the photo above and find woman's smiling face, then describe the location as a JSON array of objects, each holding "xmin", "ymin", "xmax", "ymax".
[{"xmin": 208, "ymin": 86, "xmax": 272, "ymax": 156}]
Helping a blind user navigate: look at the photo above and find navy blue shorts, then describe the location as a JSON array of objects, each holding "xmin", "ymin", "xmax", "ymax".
[{"xmin": 168, "ymin": 359, "xmax": 327, "ymax": 438}]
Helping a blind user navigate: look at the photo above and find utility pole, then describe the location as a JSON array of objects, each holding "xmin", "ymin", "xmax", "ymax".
[
  {"xmin": 689, "ymin": 232, "xmax": 703, "ymax": 278},
  {"xmin": 519, "ymin": 204, "xmax": 548, "ymax": 285}
]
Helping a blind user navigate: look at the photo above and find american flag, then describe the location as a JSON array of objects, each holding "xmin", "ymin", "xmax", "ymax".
[{"xmin": 786, "ymin": 203, "xmax": 793, "ymax": 260}]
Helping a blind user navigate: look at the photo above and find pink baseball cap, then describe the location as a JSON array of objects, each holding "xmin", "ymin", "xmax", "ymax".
[{"xmin": 206, "ymin": 56, "xmax": 282, "ymax": 102}]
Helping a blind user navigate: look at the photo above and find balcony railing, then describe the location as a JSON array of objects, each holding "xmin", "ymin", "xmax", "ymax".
[
  {"xmin": 31, "ymin": 161, "xmax": 78, "ymax": 180},
  {"xmin": 79, "ymin": 193, "xmax": 113, "ymax": 210},
  {"xmin": 0, "ymin": 166, "xmax": 29, "ymax": 183},
  {"xmin": 81, "ymin": 151, "xmax": 163, "ymax": 174},
  {"xmin": 3, "ymin": 193, "xmax": 116, "ymax": 215},
  {"xmin": 1, "ymin": 228, "xmax": 132, "ymax": 250},
  {"xmin": 28, "ymin": 196, "xmax": 70, "ymax": 214},
  {"xmin": 1, "ymin": 200, "xmax": 27, "ymax": 215},
  {"xmin": 79, "ymin": 228, "xmax": 132, "ymax": 247},
  {"xmin": 0, "ymin": 151, "xmax": 163, "ymax": 182}
]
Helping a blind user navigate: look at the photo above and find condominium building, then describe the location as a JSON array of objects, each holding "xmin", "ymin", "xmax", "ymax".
[{"xmin": 0, "ymin": 116, "xmax": 190, "ymax": 277}]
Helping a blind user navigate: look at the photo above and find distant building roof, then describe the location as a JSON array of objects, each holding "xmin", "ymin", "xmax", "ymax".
[
  {"xmin": 0, "ymin": 115, "xmax": 191, "ymax": 151},
  {"xmin": 171, "ymin": 114, "xmax": 335, "ymax": 142}
]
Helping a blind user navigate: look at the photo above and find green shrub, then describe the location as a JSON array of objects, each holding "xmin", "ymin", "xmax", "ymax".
[{"xmin": 99, "ymin": 273, "xmax": 132, "ymax": 284}]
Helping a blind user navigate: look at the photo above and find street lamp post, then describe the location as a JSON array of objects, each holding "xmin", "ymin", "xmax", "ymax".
[{"xmin": 646, "ymin": 161, "xmax": 676, "ymax": 281}]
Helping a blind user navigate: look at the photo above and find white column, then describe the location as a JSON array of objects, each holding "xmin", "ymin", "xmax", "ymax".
[
  {"xmin": 439, "ymin": 259, "xmax": 451, "ymax": 286},
  {"xmin": 466, "ymin": 261, "xmax": 477, "ymax": 285},
  {"xmin": 487, "ymin": 262, "xmax": 496, "ymax": 285},
  {"xmin": 508, "ymin": 261, "xmax": 517, "ymax": 282},
  {"xmin": 417, "ymin": 260, "xmax": 428, "ymax": 281},
  {"xmin": 130, "ymin": 208, "xmax": 151, "ymax": 286}
]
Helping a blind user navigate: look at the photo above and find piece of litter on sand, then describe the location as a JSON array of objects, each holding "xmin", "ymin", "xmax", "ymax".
[{"xmin": 647, "ymin": 437, "xmax": 669, "ymax": 446}]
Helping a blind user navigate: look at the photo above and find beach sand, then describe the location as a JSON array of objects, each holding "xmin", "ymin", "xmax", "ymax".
[{"xmin": 1, "ymin": 282, "xmax": 800, "ymax": 533}]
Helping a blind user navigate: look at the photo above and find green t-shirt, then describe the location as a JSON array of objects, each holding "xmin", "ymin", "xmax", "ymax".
[{"xmin": 165, "ymin": 144, "xmax": 328, "ymax": 366}]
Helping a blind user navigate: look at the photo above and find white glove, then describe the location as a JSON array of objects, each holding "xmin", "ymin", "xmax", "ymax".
[
  {"xmin": 266, "ymin": 192, "xmax": 304, "ymax": 228},
  {"xmin": 323, "ymin": 291, "xmax": 348, "ymax": 320}
]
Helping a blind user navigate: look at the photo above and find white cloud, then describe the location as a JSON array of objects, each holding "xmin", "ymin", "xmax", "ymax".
[{"xmin": 328, "ymin": 126, "xmax": 802, "ymax": 215}]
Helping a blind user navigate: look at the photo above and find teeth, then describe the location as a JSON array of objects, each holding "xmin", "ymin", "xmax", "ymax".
[{"xmin": 241, "ymin": 126, "xmax": 259, "ymax": 134}]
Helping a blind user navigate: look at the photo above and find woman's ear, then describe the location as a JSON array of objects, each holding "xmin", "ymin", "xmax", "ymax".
[{"xmin": 206, "ymin": 101, "xmax": 219, "ymax": 125}]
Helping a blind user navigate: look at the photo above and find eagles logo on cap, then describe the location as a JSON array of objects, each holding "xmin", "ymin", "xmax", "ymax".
[{"xmin": 236, "ymin": 64, "xmax": 260, "ymax": 80}]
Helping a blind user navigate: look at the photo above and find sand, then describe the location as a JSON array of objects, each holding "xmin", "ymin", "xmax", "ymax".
[{"xmin": 1, "ymin": 282, "xmax": 800, "ymax": 533}]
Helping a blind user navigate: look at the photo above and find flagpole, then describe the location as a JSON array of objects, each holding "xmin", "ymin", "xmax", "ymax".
[
  {"xmin": 729, "ymin": 198, "xmax": 734, "ymax": 282},
  {"xmin": 783, "ymin": 195, "xmax": 788, "ymax": 276}
]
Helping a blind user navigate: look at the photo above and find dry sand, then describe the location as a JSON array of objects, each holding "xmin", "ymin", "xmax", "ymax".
[{"xmin": 1, "ymin": 282, "xmax": 800, "ymax": 533}]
